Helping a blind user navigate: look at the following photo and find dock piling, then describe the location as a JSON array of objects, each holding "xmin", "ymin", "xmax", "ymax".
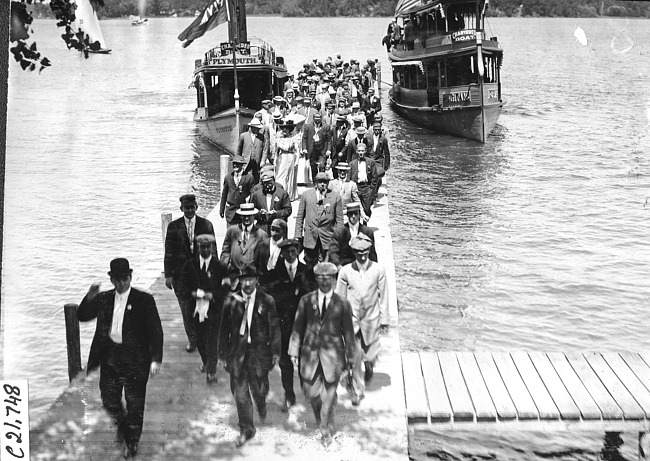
[
  {"xmin": 220, "ymin": 154, "xmax": 230, "ymax": 189},
  {"xmin": 161, "ymin": 212, "xmax": 172, "ymax": 248},
  {"xmin": 64, "ymin": 303, "xmax": 82, "ymax": 382}
]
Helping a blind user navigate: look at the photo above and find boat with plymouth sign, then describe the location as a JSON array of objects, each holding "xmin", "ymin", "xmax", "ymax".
[
  {"xmin": 387, "ymin": 0, "xmax": 503, "ymax": 142},
  {"xmin": 188, "ymin": 0, "xmax": 288, "ymax": 155}
]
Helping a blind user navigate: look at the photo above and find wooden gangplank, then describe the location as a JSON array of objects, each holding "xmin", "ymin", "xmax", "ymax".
[
  {"xmin": 30, "ymin": 182, "xmax": 408, "ymax": 460},
  {"xmin": 403, "ymin": 351, "xmax": 650, "ymax": 433}
]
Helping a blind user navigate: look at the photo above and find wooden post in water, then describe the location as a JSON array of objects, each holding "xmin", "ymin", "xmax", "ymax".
[
  {"xmin": 161, "ymin": 212, "xmax": 172, "ymax": 248},
  {"xmin": 64, "ymin": 303, "xmax": 82, "ymax": 382},
  {"xmin": 220, "ymin": 154, "xmax": 230, "ymax": 191}
]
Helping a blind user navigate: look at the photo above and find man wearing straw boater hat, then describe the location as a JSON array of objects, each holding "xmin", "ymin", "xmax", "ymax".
[
  {"xmin": 327, "ymin": 163, "xmax": 367, "ymax": 224},
  {"xmin": 164, "ymin": 193, "xmax": 215, "ymax": 353},
  {"xmin": 179, "ymin": 234, "xmax": 228, "ymax": 385},
  {"xmin": 335, "ymin": 234, "xmax": 389, "ymax": 405},
  {"xmin": 78, "ymin": 258, "xmax": 163, "ymax": 458},
  {"xmin": 218, "ymin": 265, "xmax": 281, "ymax": 448},
  {"xmin": 219, "ymin": 155, "xmax": 255, "ymax": 228},
  {"xmin": 220, "ymin": 203, "xmax": 268, "ymax": 288},
  {"xmin": 289, "ymin": 262, "xmax": 356, "ymax": 447}
]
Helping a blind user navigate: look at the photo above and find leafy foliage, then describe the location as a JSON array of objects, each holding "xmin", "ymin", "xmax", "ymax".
[{"xmin": 10, "ymin": 0, "xmax": 106, "ymax": 72}]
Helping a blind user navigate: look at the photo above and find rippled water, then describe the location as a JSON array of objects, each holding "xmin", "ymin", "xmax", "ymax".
[{"xmin": 3, "ymin": 16, "xmax": 650, "ymax": 460}]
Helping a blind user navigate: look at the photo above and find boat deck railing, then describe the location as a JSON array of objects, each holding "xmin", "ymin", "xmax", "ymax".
[
  {"xmin": 200, "ymin": 37, "xmax": 286, "ymax": 69},
  {"xmin": 390, "ymin": 29, "xmax": 500, "ymax": 57}
]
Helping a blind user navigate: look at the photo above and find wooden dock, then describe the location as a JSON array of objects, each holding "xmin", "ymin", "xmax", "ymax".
[
  {"xmin": 30, "ymin": 182, "xmax": 408, "ymax": 460},
  {"xmin": 403, "ymin": 351, "xmax": 650, "ymax": 455}
]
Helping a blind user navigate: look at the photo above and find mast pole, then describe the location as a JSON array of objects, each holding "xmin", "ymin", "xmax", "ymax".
[
  {"xmin": 477, "ymin": 0, "xmax": 487, "ymax": 142},
  {"xmin": 230, "ymin": 0, "xmax": 240, "ymax": 137}
]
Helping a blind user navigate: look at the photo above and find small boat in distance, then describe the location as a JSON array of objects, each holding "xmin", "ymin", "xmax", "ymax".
[
  {"xmin": 74, "ymin": 0, "xmax": 111, "ymax": 53},
  {"xmin": 387, "ymin": 0, "xmax": 503, "ymax": 142},
  {"xmin": 190, "ymin": 0, "xmax": 288, "ymax": 155},
  {"xmin": 131, "ymin": 16, "xmax": 149, "ymax": 26}
]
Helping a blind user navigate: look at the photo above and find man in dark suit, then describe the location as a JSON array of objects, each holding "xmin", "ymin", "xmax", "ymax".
[
  {"xmin": 346, "ymin": 125, "xmax": 370, "ymax": 163},
  {"xmin": 329, "ymin": 202, "xmax": 377, "ymax": 270},
  {"xmin": 302, "ymin": 112, "xmax": 333, "ymax": 182},
  {"xmin": 294, "ymin": 172, "xmax": 344, "ymax": 266},
  {"xmin": 237, "ymin": 118, "xmax": 268, "ymax": 183},
  {"xmin": 220, "ymin": 203, "xmax": 269, "ymax": 287},
  {"xmin": 288, "ymin": 262, "xmax": 356, "ymax": 447},
  {"xmin": 331, "ymin": 115, "xmax": 349, "ymax": 179},
  {"xmin": 361, "ymin": 87, "xmax": 382, "ymax": 127},
  {"xmin": 180, "ymin": 234, "xmax": 229, "ymax": 384},
  {"xmin": 260, "ymin": 238, "xmax": 310, "ymax": 411},
  {"xmin": 255, "ymin": 218, "xmax": 287, "ymax": 276},
  {"xmin": 218, "ymin": 265, "xmax": 281, "ymax": 447},
  {"xmin": 219, "ymin": 156, "xmax": 256, "ymax": 228},
  {"xmin": 78, "ymin": 258, "xmax": 163, "ymax": 458},
  {"xmin": 349, "ymin": 143, "xmax": 378, "ymax": 218},
  {"xmin": 249, "ymin": 171, "xmax": 292, "ymax": 236},
  {"xmin": 364, "ymin": 121, "xmax": 390, "ymax": 197},
  {"xmin": 164, "ymin": 194, "xmax": 215, "ymax": 352}
]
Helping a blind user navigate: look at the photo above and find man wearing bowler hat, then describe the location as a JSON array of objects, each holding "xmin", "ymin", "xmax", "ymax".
[
  {"xmin": 289, "ymin": 262, "xmax": 356, "ymax": 447},
  {"xmin": 221, "ymin": 203, "xmax": 269, "ymax": 287},
  {"xmin": 78, "ymin": 258, "xmax": 163, "ymax": 458},
  {"xmin": 180, "ymin": 234, "xmax": 229, "ymax": 385},
  {"xmin": 335, "ymin": 234, "xmax": 389, "ymax": 405},
  {"xmin": 165, "ymin": 193, "xmax": 215, "ymax": 352},
  {"xmin": 294, "ymin": 172, "xmax": 344, "ymax": 266},
  {"xmin": 219, "ymin": 155, "xmax": 256, "ymax": 228},
  {"xmin": 260, "ymin": 238, "xmax": 311, "ymax": 411},
  {"xmin": 218, "ymin": 265, "xmax": 281, "ymax": 447},
  {"xmin": 302, "ymin": 112, "xmax": 333, "ymax": 182}
]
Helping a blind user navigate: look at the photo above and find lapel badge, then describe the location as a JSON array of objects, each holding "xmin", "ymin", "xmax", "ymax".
[{"xmin": 127, "ymin": 304, "xmax": 132, "ymax": 311}]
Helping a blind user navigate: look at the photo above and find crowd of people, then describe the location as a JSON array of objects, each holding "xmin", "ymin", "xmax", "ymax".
[
  {"xmin": 76, "ymin": 55, "xmax": 392, "ymax": 457},
  {"xmin": 236, "ymin": 55, "xmax": 390, "ymax": 217}
]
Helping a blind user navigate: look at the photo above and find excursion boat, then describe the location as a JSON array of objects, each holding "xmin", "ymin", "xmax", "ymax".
[
  {"xmin": 190, "ymin": 1, "xmax": 288, "ymax": 155},
  {"xmin": 387, "ymin": 0, "xmax": 503, "ymax": 142}
]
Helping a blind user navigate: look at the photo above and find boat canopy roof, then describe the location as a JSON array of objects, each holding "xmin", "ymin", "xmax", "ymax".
[
  {"xmin": 390, "ymin": 60, "xmax": 425, "ymax": 72},
  {"xmin": 395, "ymin": 0, "xmax": 484, "ymax": 17}
]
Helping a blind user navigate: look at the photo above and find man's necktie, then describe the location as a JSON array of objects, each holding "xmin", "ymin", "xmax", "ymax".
[
  {"xmin": 288, "ymin": 266, "xmax": 294, "ymax": 282},
  {"xmin": 243, "ymin": 230, "xmax": 249, "ymax": 247},
  {"xmin": 321, "ymin": 296, "xmax": 327, "ymax": 321},
  {"xmin": 239, "ymin": 296, "xmax": 249, "ymax": 341},
  {"xmin": 187, "ymin": 222, "xmax": 193, "ymax": 250},
  {"xmin": 202, "ymin": 262, "xmax": 207, "ymax": 275}
]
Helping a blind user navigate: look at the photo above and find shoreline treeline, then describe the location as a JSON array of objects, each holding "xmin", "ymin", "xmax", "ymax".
[{"xmin": 26, "ymin": 0, "xmax": 650, "ymax": 19}]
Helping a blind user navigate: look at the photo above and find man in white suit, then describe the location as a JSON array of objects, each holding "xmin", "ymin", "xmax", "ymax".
[{"xmin": 335, "ymin": 234, "xmax": 389, "ymax": 405}]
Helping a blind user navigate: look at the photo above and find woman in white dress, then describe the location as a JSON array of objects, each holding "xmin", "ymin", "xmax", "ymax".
[{"xmin": 274, "ymin": 119, "xmax": 300, "ymax": 201}]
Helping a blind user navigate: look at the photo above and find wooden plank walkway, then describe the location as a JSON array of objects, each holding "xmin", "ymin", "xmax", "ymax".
[
  {"xmin": 30, "ymin": 182, "xmax": 408, "ymax": 460},
  {"xmin": 404, "ymin": 351, "xmax": 650, "ymax": 433}
]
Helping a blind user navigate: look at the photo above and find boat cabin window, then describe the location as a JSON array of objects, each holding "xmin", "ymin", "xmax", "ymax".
[
  {"xmin": 203, "ymin": 70, "xmax": 273, "ymax": 114},
  {"xmin": 442, "ymin": 54, "xmax": 477, "ymax": 86},
  {"xmin": 446, "ymin": 4, "xmax": 476, "ymax": 31},
  {"xmin": 393, "ymin": 64, "xmax": 427, "ymax": 90}
]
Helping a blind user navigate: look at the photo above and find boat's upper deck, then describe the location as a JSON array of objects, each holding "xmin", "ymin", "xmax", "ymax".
[
  {"xmin": 389, "ymin": 30, "xmax": 502, "ymax": 62},
  {"xmin": 194, "ymin": 37, "xmax": 287, "ymax": 73}
]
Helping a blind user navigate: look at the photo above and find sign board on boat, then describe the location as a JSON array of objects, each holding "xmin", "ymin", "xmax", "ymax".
[
  {"xmin": 451, "ymin": 30, "xmax": 476, "ymax": 42},
  {"xmin": 209, "ymin": 56, "xmax": 261, "ymax": 66}
]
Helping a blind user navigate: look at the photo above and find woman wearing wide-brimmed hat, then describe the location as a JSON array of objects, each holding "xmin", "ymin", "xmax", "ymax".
[{"xmin": 274, "ymin": 119, "xmax": 300, "ymax": 201}]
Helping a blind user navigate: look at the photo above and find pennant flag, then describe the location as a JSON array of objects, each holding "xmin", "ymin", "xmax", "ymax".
[{"xmin": 178, "ymin": 0, "xmax": 230, "ymax": 48}]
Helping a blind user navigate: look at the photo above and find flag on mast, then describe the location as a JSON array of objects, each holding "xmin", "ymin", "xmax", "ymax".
[{"xmin": 178, "ymin": 0, "xmax": 230, "ymax": 48}]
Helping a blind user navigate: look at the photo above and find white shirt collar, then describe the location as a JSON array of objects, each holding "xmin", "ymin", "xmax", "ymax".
[{"xmin": 200, "ymin": 254, "xmax": 212, "ymax": 268}]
